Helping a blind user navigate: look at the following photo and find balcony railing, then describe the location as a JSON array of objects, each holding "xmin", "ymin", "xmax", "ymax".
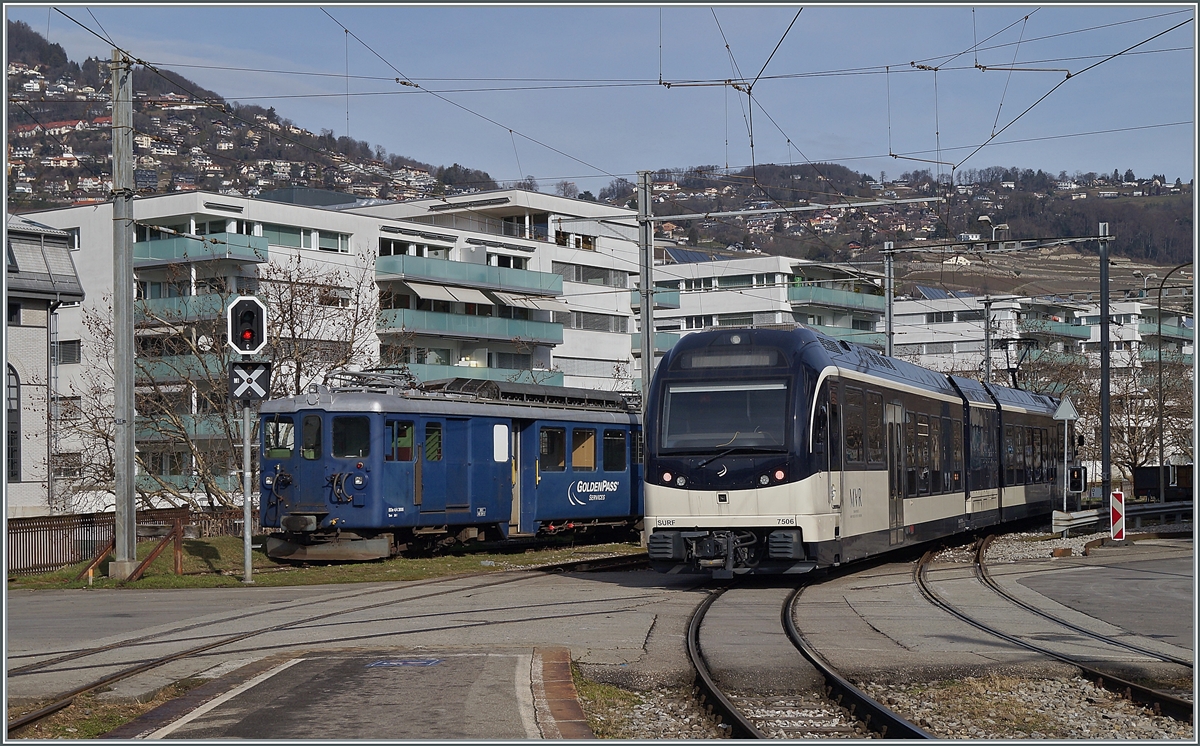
[
  {"xmin": 136, "ymin": 294, "xmax": 227, "ymax": 325},
  {"xmin": 1139, "ymin": 322, "xmax": 1194, "ymax": 341},
  {"xmin": 631, "ymin": 331, "xmax": 681, "ymax": 356},
  {"xmin": 403, "ymin": 362, "xmax": 564, "ymax": 387},
  {"xmin": 378, "ymin": 308, "xmax": 563, "ymax": 345},
  {"xmin": 788, "ymin": 284, "xmax": 886, "ymax": 312},
  {"xmin": 408, "ymin": 213, "xmax": 550, "ymax": 242},
  {"xmin": 136, "ymin": 414, "xmax": 238, "ymax": 441},
  {"xmin": 630, "ymin": 289, "xmax": 681, "ymax": 311},
  {"xmin": 1140, "ymin": 347, "xmax": 1193, "ymax": 365},
  {"xmin": 135, "ymin": 354, "xmax": 226, "ymax": 383},
  {"xmin": 135, "ymin": 474, "xmax": 242, "ymax": 493},
  {"xmin": 376, "ymin": 254, "xmax": 562, "ymax": 295},
  {"xmin": 1020, "ymin": 320, "xmax": 1092, "ymax": 340},
  {"xmin": 134, "ymin": 232, "xmax": 268, "ymax": 266}
]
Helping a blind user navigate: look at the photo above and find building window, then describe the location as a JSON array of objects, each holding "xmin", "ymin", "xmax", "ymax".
[
  {"xmin": 6, "ymin": 365, "xmax": 19, "ymax": 481},
  {"xmin": 488, "ymin": 253, "xmax": 527, "ymax": 270},
  {"xmin": 553, "ymin": 311, "xmax": 628, "ymax": 333},
  {"xmin": 925, "ymin": 311, "xmax": 955, "ymax": 324},
  {"xmin": 318, "ymin": 232, "xmax": 350, "ymax": 253},
  {"xmin": 719, "ymin": 275, "xmax": 753, "ymax": 289},
  {"xmin": 7, "ymin": 302, "xmax": 20, "ymax": 325},
  {"xmin": 551, "ymin": 261, "xmax": 627, "ymax": 288},
  {"xmin": 52, "ymin": 452, "xmax": 82, "ymax": 478},
  {"xmin": 261, "ymin": 223, "xmax": 307, "ymax": 248},
  {"xmin": 718, "ymin": 313, "xmax": 753, "ymax": 327},
  {"xmin": 52, "ymin": 340, "xmax": 82, "ymax": 365},
  {"xmin": 52, "ymin": 395, "xmax": 82, "ymax": 421},
  {"xmin": 684, "ymin": 277, "xmax": 713, "ymax": 292}
]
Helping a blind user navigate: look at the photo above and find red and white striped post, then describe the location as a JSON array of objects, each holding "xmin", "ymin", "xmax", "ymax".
[{"xmin": 1110, "ymin": 491, "xmax": 1125, "ymax": 541}]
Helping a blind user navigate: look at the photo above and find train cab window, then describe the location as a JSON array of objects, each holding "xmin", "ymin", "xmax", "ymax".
[
  {"xmin": 425, "ymin": 422, "xmax": 443, "ymax": 462},
  {"xmin": 332, "ymin": 416, "xmax": 371, "ymax": 458},
  {"xmin": 844, "ymin": 387, "xmax": 864, "ymax": 464},
  {"xmin": 540, "ymin": 427, "xmax": 566, "ymax": 471},
  {"xmin": 866, "ymin": 392, "xmax": 884, "ymax": 465},
  {"xmin": 572, "ymin": 429, "xmax": 596, "ymax": 471},
  {"xmin": 302, "ymin": 415, "xmax": 322, "ymax": 460},
  {"xmin": 930, "ymin": 416, "xmax": 942, "ymax": 493},
  {"xmin": 603, "ymin": 430, "xmax": 626, "ymax": 472},
  {"xmin": 904, "ymin": 413, "xmax": 917, "ymax": 496},
  {"xmin": 263, "ymin": 416, "xmax": 295, "ymax": 459},
  {"xmin": 385, "ymin": 420, "xmax": 414, "ymax": 462},
  {"xmin": 916, "ymin": 414, "xmax": 931, "ymax": 495}
]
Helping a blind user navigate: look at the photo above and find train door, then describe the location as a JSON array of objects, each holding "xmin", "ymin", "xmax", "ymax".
[
  {"xmin": 886, "ymin": 402, "xmax": 904, "ymax": 545},
  {"xmin": 444, "ymin": 418, "xmax": 470, "ymax": 510},
  {"xmin": 509, "ymin": 423, "xmax": 523, "ymax": 531},
  {"xmin": 417, "ymin": 420, "xmax": 447, "ymax": 513},
  {"xmin": 383, "ymin": 419, "xmax": 416, "ymax": 519},
  {"xmin": 296, "ymin": 413, "xmax": 329, "ymax": 508}
]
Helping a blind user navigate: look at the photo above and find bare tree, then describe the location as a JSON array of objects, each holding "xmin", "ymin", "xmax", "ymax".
[{"xmin": 554, "ymin": 180, "xmax": 579, "ymax": 199}]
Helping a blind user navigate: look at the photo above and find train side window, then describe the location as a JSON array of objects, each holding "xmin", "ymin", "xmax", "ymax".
[
  {"xmin": 940, "ymin": 417, "xmax": 952, "ymax": 493},
  {"xmin": 866, "ymin": 391, "xmax": 884, "ymax": 465},
  {"xmin": 844, "ymin": 387, "xmax": 864, "ymax": 464},
  {"xmin": 494, "ymin": 424, "xmax": 509, "ymax": 463},
  {"xmin": 951, "ymin": 419, "xmax": 963, "ymax": 491},
  {"xmin": 425, "ymin": 422, "xmax": 443, "ymax": 462},
  {"xmin": 603, "ymin": 430, "xmax": 627, "ymax": 472},
  {"xmin": 904, "ymin": 412, "xmax": 917, "ymax": 497},
  {"xmin": 929, "ymin": 416, "xmax": 942, "ymax": 493},
  {"xmin": 302, "ymin": 415, "xmax": 322, "ymax": 460},
  {"xmin": 916, "ymin": 413, "xmax": 930, "ymax": 495},
  {"xmin": 828, "ymin": 385, "xmax": 841, "ymax": 469},
  {"xmin": 1015, "ymin": 426, "xmax": 1027, "ymax": 484},
  {"xmin": 540, "ymin": 427, "xmax": 566, "ymax": 471},
  {"xmin": 632, "ymin": 429, "xmax": 644, "ymax": 465},
  {"xmin": 332, "ymin": 416, "xmax": 371, "ymax": 458},
  {"xmin": 572, "ymin": 429, "xmax": 596, "ymax": 471},
  {"xmin": 386, "ymin": 421, "xmax": 414, "ymax": 462},
  {"xmin": 263, "ymin": 416, "xmax": 295, "ymax": 459},
  {"xmin": 1004, "ymin": 425, "xmax": 1016, "ymax": 486},
  {"xmin": 1028, "ymin": 427, "xmax": 1039, "ymax": 483}
]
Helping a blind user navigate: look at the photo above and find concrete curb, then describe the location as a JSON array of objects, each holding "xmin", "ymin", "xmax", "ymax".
[{"xmin": 531, "ymin": 647, "xmax": 595, "ymax": 739}]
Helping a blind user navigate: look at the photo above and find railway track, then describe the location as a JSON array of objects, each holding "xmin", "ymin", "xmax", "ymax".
[
  {"xmin": 685, "ymin": 584, "xmax": 931, "ymax": 739},
  {"xmin": 6, "ymin": 553, "xmax": 646, "ymax": 737},
  {"xmin": 915, "ymin": 543, "xmax": 1194, "ymax": 723}
]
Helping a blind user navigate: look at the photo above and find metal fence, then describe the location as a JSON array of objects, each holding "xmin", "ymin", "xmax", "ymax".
[{"xmin": 6, "ymin": 507, "xmax": 265, "ymax": 576}]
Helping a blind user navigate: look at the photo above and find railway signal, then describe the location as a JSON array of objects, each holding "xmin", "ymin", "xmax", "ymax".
[
  {"xmin": 1068, "ymin": 466, "xmax": 1087, "ymax": 493},
  {"xmin": 227, "ymin": 295, "xmax": 267, "ymax": 355}
]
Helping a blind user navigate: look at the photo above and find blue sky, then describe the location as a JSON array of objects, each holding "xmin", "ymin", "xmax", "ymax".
[{"xmin": 7, "ymin": 4, "xmax": 1196, "ymax": 192}]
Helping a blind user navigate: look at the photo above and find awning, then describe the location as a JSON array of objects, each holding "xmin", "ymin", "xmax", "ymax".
[
  {"xmin": 491, "ymin": 292, "xmax": 570, "ymax": 312},
  {"xmin": 445, "ymin": 286, "xmax": 492, "ymax": 305},
  {"xmin": 406, "ymin": 281, "xmax": 459, "ymax": 303}
]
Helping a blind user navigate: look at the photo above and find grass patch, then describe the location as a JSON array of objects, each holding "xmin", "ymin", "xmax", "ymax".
[
  {"xmin": 571, "ymin": 663, "xmax": 643, "ymax": 739},
  {"xmin": 7, "ymin": 537, "xmax": 644, "ymax": 590},
  {"xmin": 7, "ymin": 679, "xmax": 208, "ymax": 740}
]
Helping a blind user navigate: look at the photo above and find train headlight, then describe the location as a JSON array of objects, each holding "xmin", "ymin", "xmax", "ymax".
[
  {"xmin": 662, "ymin": 472, "xmax": 673, "ymax": 483},
  {"xmin": 352, "ymin": 475, "xmax": 366, "ymax": 488},
  {"xmin": 675, "ymin": 475, "xmax": 687, "ymax": 487},
  {"xmin": 759, "ymin": 474, "xmax": 770, "ymax": 486},
  {"xmin": 263, "ymin": 475, "xmax": 273, "ymax": 487},
  {"xmin": 774, "ymin": 469, "xmax": 786, "ymax": 482}
]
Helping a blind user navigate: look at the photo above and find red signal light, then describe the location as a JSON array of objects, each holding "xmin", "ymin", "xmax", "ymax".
[{"xmin": 241, "ymin": 329, "xmax": 254, "ymax": 341}]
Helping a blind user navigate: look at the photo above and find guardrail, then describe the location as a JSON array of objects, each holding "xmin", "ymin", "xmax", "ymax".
[{"xmin": 1052, "ymin": 501, "xmax": 1192, "ymax": 534}]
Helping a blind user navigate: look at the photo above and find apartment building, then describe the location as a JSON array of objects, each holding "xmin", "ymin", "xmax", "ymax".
[
  {"xmin": 18, "ymin": 188, "xmax": 642, "ymax": 510},
  {"xmin": 647, "ymin": 251, "xmax": 886, "ymax": 350},
  {"xmin": 5, "ymin": 214, "xmax": 85, "ymax": 517}
]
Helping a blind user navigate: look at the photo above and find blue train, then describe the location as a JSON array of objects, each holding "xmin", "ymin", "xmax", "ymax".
[
  {"xmin": 644, "ymin": 326, "xmax": 1061, "ymax": 577},
  {"xmin": 258, "ymin": 374, "xmax": 643, "ymax": 561}
]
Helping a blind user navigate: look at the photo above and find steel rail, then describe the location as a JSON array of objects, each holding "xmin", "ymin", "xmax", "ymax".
[
  {"xmin": 782, "ymin": 586, "xmax": 935, "ymax": 739},
  {"xmin": 974, "ymin": 536, "xmax": 1193, "ymax": 669},
  {"xmin": 685, "ymin": 587, "xmax": 768, "ymax": 739},
  {"xmin": 5, "ymin": 556, "xmax": 641, "ymax": 736},
  {"xmin": 915, "ymin": 549, "xmax": 1193, "ymax": 723}
]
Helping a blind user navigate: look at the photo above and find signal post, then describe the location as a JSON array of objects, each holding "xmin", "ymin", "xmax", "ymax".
[{"xmin": 227, "ymin": 296, "xmax": 270, "ymax": 583}]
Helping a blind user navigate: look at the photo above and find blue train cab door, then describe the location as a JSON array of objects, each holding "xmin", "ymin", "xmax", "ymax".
[
  {"xmin": 296, "ymin": 412, "xmax": 330, "ymax": 508},
  {"xmin": 383, "ymin": 419, "xmax": 416, "ymax": 522},
  {"xmin": 418, "ymin": 419, "xmax": 469, "ymax": 514}
]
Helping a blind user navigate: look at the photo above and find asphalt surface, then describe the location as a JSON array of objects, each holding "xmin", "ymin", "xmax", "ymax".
[{"xmin": 6, "ymin": 538, "xmax": 1192, "ymax": 739}]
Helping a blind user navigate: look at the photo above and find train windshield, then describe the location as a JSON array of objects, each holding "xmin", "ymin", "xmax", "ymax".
[{"xmin": 661, "ymin": 381, "xmax": 788, "ymax": 452}]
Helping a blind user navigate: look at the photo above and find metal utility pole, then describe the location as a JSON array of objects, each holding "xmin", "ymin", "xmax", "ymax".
[
  {"xmin": 982, "ymin": 296, "xmax": 993, "ymax": 383},
  {"xmin": 1156, "ymin": 262, "xmax": 1191, "ymax": 502},
  {"xmin": 637, "ymin": 171, "xmax": 654, "ymax": 407},
  {"xmin": 110, "ymin": 50, "xmax": 138, "ymax": 579},
  {"xmin": 1098, "ymin": 223, "xmax": 1111, "ymax": 503},
  {"xmin": 883, "ymin": 243, "xmax": 894, "ymax": 356}
]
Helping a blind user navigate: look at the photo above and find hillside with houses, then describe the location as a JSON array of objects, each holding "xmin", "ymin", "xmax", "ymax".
[{"xmin": 7, "ymin": 20, "xmax": 1194, "ymax": 269}]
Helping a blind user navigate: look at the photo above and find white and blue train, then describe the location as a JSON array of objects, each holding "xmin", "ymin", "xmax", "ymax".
[
  {"xmin": 259, "ymin": 374, "xmax": 643, "ymax": 561},
  {"xmin": 644, "ymin": 327, "xmax": 1061, "ymax": 578}
]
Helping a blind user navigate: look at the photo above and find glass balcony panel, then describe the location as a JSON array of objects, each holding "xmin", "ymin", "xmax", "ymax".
[
  {"xmin": 378, "ymin": 308, "xmax": 563, "ymax": 345},
  {"xmin": 376, "ymin": 254, "xmax": 561, "ymax": 295},
  {"xmin": 134, "ymin": 233, "xmax": 268, "ymax": 266},
  {"xmin": 629, "ymin": 289, "xmax": 681, "ymax": 310},
  {"xmin": 1139, "ymin": 322, "xmax": 1194, "ymax": 341},
  {"xmin": 1021, "ymin": 320, "xmax": 1092, "ymax": 340},
  {"xmin": 788, "ymin": 284, "xmax": 886, "ymax": 312},
  {"xmin": 136, "ymin": 294, "xmax": 227, "ymax": 324},
  {"xmin": 402, "ymin": 363, "xmax": 563, "ymax": 387},
  {"xmin": 631, "ymin": 331, "xmax": 680, "ymax": 355},
  {"xmin": 810, "ymin": 324, "xmax": 886, "ymax": 350}
]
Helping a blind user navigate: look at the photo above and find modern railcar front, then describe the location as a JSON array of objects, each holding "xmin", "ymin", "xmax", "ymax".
[
  {"xmin": 644, "ymin": 327, "xmax": 1059, "ymax": 577},
  {"xmin": 259, "ymin": 376, "xmax": 642, "ymax": 561}
]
